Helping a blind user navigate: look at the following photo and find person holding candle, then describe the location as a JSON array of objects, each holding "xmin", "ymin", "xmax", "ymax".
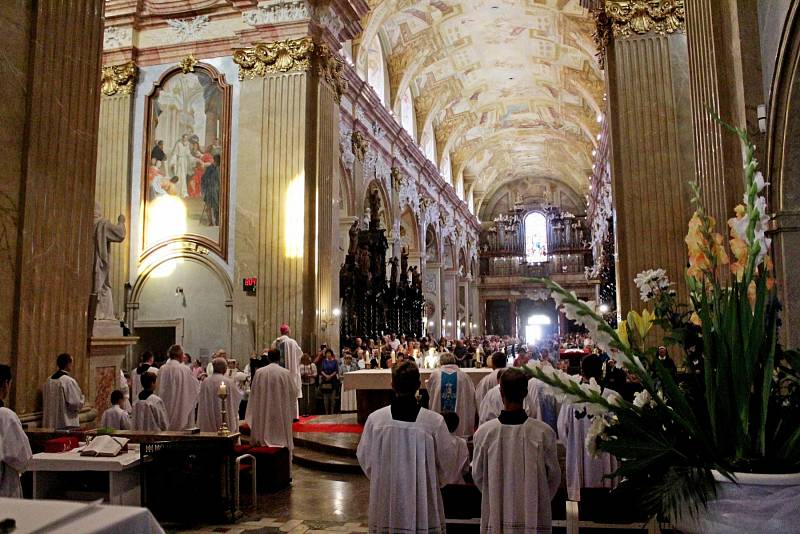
[{"xmin": 197, "ymin": 357, "xmax": 242, "ymax": 433}]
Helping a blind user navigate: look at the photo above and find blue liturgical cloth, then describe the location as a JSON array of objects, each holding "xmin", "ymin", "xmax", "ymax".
[{"xmin": 440, "ymin": 371, "xmax": 458, "ymax": 413}]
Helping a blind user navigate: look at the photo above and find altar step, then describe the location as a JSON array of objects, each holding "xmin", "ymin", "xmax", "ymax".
[{"xmin": 292, "ymin": 446, "xmax": 362, "ymax": 474}]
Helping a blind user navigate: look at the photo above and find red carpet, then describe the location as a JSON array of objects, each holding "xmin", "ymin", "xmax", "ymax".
[{"xmin": 292, "ymin": 416, "xmax": 363, "ymax": 434}]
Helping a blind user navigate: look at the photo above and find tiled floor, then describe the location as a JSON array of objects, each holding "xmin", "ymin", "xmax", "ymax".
[{"xmin": 173, "ymin": 465, "xmax": 370, "ymax": 534}]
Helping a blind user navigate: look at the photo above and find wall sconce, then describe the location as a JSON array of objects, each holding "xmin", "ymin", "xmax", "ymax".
[{"xmin": 320, "ymin": 307, "xmax": 341, "ymax": 332}]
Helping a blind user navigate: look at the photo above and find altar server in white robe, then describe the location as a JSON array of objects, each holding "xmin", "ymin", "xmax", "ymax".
[
  {"xmin": 131, "ymin": 372, "xmax": 169, "ymax": 431},
  {"xmin": 198, "ymin": 358, "xmax": 242, "ymax": 433},
  {"xmin": 0, "ymin": 364, "xmax": 32, "ymax": 498},
  {"xmin": 246, "ymin": 349, "xmax": 298, "ymax": 450},
  {"xmin": 271, "ymin": 324, "xmax": 303, "ymax": 419},
  {"xmin": 357, "ymin": 361, "xmax": 460, "ymax": 534},
  {"xmin": 442, "ymin": 412, "xmax": 470, "ymax": 485},
  {"xmin": 473, "ymin": 368, "xmax": 561, "ymax": 533},
  {"xmin": 557, "ymin": 354, "xmax": 619, "ymax": 501},
  {"xmin": 99, "ymin": 390, "xmax": 131, "ymax": 430},
  {"xmin": 475, "ymin": 351, "xmax": 508, "ymax": 406},
  {"xmin": 158, "ymin": 344, "xmax": 200, "ymax": 430},
  {"xmin": 426, "ymin": 353, "xmax": 477, "ymax": 437},
  {"xmin": 130, "ymin": 351, "xmax": 158, "ymax": 405},
  {"xmin": 43, "ymin": 353, "xmax": 85, "ymax": 429},
  {"xmin": 478, "ymin": 383, "xmax": 504, "ymax": 425}
]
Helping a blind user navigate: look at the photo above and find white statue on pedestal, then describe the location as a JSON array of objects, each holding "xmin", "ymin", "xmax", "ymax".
[{"xmin": 92, "ymin": 203, "xmax": 126, "ymax": 336}]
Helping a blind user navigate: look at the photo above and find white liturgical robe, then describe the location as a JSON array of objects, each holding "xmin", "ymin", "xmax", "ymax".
[
  {"xmin": 558, "ymin": 388, "xmax": 619, "ymax": 501},
  {"xmin": 478, "ymin": 385, "xmax": 504, "ymax": 426},
  {"xmin": 0, "ymin": 408, "xmax": 32, "ymax": 498},
  {"xmin": 426, "ymin": 364, "xmax": 477, "ymax": 437},
  {"xmin": 475, "ymin": 368, "xmax": 502, "ymax": 406},
  {"xmin": 473, "ymin": 416, "xmax": 561, "ymax": 533},
  {"xmin": 157, "ymin": 359, "xmax": 200, "ymax": 430},
  {"xmin": 246, "ymin": 363, "xmax": 298, "ymax": 449},
  {"xmin": 198, "ymin": 373, "xmax": 242, "ymax": 433},
  {"xmin": 130, "ymin": 365, "xmax": 158, "ymax": 405},
  {"xmin": 442, "ymin": 433, "xmax": 470, "ymax": 485},
  {"xmin": 272, "ymin": 335, "xmax": 303, "ymax": 418},
  {"xmin": 42, "ymin": 372, "xmax": 85, "ymax": 429},
  {"xmin": 131, "ymin": 393, "xmax": 169, "ymax": 431},
  {"xmin": 99, "ymin": 405, "xmax": 131, "ymax": 430},
  {"xmin": 356, "ymin": 406, "xmax": 460, "ymax": 534}
]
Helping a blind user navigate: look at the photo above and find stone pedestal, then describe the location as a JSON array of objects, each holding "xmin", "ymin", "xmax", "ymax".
[{"xmin": 89, "ymin": 337, "xmax": 138, "ymax": 417}]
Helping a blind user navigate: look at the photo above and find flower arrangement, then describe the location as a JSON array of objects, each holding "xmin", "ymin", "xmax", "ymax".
[{"xmin": 525, "ymin": 121, "xmax": 800, "ymax": 523}]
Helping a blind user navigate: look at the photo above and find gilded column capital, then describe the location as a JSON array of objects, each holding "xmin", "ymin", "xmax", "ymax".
[
  {"xmin": 100, "ymin": 61, "xmax": 138, "ymax": 97},
  {"xmin": 233, "ymin": 36, "xmax": 315, "ymax": 80},
  {"xmin": 605, "ymin": 0, "xmax": 685, "ymax": 38},
  {"xmin": 317, "ymin": 44, "xmax": 348, "ymax": 103},
  {"xmin": 351, "ymin": 130, "xmax": 369, "ymax": 162}
]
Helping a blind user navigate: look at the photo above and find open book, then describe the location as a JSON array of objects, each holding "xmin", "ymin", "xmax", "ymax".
[{"xmin": 80, "ymin": 435, "xmax": 129, "ymax": 457}]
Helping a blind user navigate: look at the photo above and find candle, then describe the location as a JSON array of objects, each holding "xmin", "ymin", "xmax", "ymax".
[{"xmin": 218, "ymin": 381, "xmax": 227, "ymax": 396}]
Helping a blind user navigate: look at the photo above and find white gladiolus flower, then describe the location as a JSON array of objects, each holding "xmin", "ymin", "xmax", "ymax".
[
  {"xmin": 753, "ymin": 171, "xmax": 768, "ymax": 193},
  {"xmin": 633, "ymin": 389, "xmax": 652, "ymax": 409},
  {"xmin": 586, "ymin": 416, "xmax": 609, "ymax": 458}
]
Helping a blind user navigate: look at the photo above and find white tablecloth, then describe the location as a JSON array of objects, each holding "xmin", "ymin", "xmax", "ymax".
[
  {"xmin": 342, "ymin": 368, "xmax": 492, "ymax": 390},
  {"xmin": 29, "ymin": 448, "xmax": 140, "ymax": 472},
  {"xmin": 0, "ymin": 498, "xmax": 164, "ymax": 534}
]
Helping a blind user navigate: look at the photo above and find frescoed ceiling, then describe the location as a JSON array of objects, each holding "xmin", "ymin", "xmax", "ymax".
[{"xmin": 358, "ymin": 0, "xmax": 603, "ymax": 218}]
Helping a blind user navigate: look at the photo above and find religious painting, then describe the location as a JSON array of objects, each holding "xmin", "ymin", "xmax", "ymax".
[{"xmin": 141, "ymin": 62, "xmax": 231, "ymax": 259}]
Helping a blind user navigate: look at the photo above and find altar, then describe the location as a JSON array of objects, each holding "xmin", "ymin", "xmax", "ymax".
[{"xmin": 343, "ymin": 368, "xmax": 492, "ymax": 424}]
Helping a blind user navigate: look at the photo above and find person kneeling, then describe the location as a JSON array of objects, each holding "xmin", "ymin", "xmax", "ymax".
[{"xmin": 473, "ymin": 368, "xmax": 560, "ymax": 533}]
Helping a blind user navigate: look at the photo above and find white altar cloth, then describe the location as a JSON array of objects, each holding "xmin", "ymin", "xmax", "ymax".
[
  {"xmin": 0, "ymin": 497, "xmax": 164, "ymax": 534},
  {"xmin": 29, "ymin": 448, "xmax": 141, "ymax": 471}
]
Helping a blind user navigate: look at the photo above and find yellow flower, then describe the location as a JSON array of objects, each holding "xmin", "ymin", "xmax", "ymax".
[
  {"xmin": 616, "ymin": 321, "xmax": 630, "ymax": 349},
  {"xmin": 690, "ymin": 312, "xmax": 702, "ymax": 327},
  {"xmin": 627, "ymin": 309, "xmax": 654, "ymax": 341}
]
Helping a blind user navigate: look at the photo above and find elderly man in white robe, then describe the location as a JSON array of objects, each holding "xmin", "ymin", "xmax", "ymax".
[
  {"xmin": 271, "ymin": 324, "xmax": 303, "ymax": 420},
  {"xmin": 246, "ymin": 349, "xmax": 298, "ymax": 450},
  {"xmin": 131, "ymin": 372, "xmax": 169, "ymax": 431},
  {"xmin": 475, "ymin": 351, "xmax": 508, "ymax": 406},
  {"xmin": 558, "ymin": 354, "xmax": 619, "ymax": 501},
  {"xmin": 158, "ymin": 344, "xmax": 200, "ymax": 430},
  {"xmin": 426, "ymin": 352, "xmax": 477, "ymax": 438},
  {"xmin": 473, "ymin": 368, "xmax": 561, "ymax": 533},
  {"xmin": 357, "ymin": 361, "xmax": 460, "ymax": 534},
  {"xmin": 198, "ymin": 357, "xmax": 242, "ymax": 433},
  {"xmin": 0, "ymin": 364, "xmax": 32, "ymax": 498},
  {"xmin": 43, "ymin": 353, "xmax": 85, "ymax": 429}
]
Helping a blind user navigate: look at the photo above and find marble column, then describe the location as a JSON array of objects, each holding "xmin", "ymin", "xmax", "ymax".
[
  {"xmin": 686, "ymin": 0, "xmax": 763, "ymax": 228},
  {"xmin": 95, "ymin": 62, "xmax": 137, "ymax": 321},
  {"xmin": 0, "ymin": 0, "xmax": 104, "ymax": 413},
  {"xmin": 233, "ymin": 37, "xmax": 345, "ymax": 353},
  {"xmin": 602, "ymin": 2, "xmax": 696, "ymax": 312}
]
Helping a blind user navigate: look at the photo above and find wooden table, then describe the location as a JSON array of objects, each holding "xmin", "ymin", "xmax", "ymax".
[
  {"xmin": 343, "ymin": 368, "xmax": 493, "ymax": 424},
  {"xmin": 29, "ymin": 448, "xmax": 143, "ymax": 506}
]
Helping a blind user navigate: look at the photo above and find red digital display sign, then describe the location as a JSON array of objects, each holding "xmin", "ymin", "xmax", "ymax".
[{"xmin": 243, "ymin": 277, "xmax": 257, "ymax": 294}]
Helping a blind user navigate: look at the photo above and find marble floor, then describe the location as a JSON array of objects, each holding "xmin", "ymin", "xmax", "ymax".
[{"xmin": 173, "ymin": 464, "xmax": 370, "ymax": 534}]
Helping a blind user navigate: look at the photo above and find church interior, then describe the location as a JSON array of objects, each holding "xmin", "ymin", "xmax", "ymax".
[{"xmin": 1, "ymin": 0, "xmax": 800, "ymax": 532}]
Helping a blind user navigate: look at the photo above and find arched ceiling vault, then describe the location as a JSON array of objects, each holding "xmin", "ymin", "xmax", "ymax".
[{"xmin": 358, "ymin": 0, "xmax": 603, "ymax": 219}]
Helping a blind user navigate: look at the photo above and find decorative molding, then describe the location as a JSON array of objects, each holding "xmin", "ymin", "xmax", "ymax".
[
  {"xmin": 165, "ymin": 15, "xmax": 210, "ymax": 43},
  {"xmin": 390, "ymin": 167, "xmax": 404, "ymax": 192},
  {"xmin": 605, "ymin": 0, "xmax": 685, "ymax": 38},
  {"xmin": 351, "ymin": 130, "xmax": 369, "ymax": 162},
  {"xmin": 100, "ymin": 61, "xmax": 138, "ymax": 97},
  {"xmin": 317, "ymin": 44, "xmax": 347, "ymax": 103},
  {"xmin": 233, "ymin": 37, "xmax": 315, "ymax": 79},
  {"xmin": 591, "ymin": 7, "xmax": 613, "ymax": 69},
  {"xmin": 241, "ymin": 0, "xmax": 310, "ymax": 26},
  {"xmin": 103, "ymin": 26, "xmax": 132, "ymax": 49},
  {"xmin": 179, "ymin": 54, "xmax": 198, "ymax": 73},
  {"xmin": 339, "ymin": 126, "xmax": 354, "ymax": 173},
  {"xmin": 317, "ymin": 4, "xmax": 344, "ymax": 38}
]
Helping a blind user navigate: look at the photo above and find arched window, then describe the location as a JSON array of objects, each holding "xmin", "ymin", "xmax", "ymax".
[
  {"xmin": 421, "ymin": 124, "xmax": 436, "ymax": 163},
  {"xmin": 399, "ymin": 87, "xmax": 415, "ymax": 137},
  {"xmin": 524, "ymin": 212, "xmax": 548, "ymax": 263},
  {"xmin": 366, "ymin": 36, "xmax": 387, "ymax": 106}
]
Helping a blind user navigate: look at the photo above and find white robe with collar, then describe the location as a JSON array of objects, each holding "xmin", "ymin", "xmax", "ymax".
[
  {"xmin": 197, "ymin": 373, "xmax": 242, "ymax": 433},
  {"xmin": 557, "ymin": 388, "xmax": 619, "ymax": 501},
  {"xmin": 356, "ymin": 406, "xmax": 460, "ymax": 534},
  {"xmin": 99, "ymin": 405, "xmax": 131, "ymax": 430},
  {"xmin": 473, "ymin": 417, "xmax": 561, "ymax": 533},
  {"xmin": 272, "ymin": 335, "xmax": 303, "ymax": 418},
  {"xmin": 0, "ymin": 407, "xmax": 32, "ymax": 498},
  {"xmin": 130, "ymin": 365, "xmax": 158, "ymax": 405},
  {"xmin": 479, "ymin": 385, "xmax": 504, "ymax": 426},
  {"xmin": 157, "ymin": 359, "xmax": 200, "ymax": 430},
  {"xmin": 131, "ymin": 393, "xmax": 169, "ymax": 431},
  {"xmin": 42, "ymin": 372, "xmax": 85, "ymax": 429},
  {"xmin": 426, "ymin": 364, "xmax": 477, "ymax": 437},
  {"xmin": 246, "ymin": 363, "xmax": 298, "ymax": 449},
  {"xmin": 442, "ymin": 432, "xmax": 470, "ymax": 485},
  {"xmin": 475, "ymin": 368, "xmax": 502, "ymax": 406}
]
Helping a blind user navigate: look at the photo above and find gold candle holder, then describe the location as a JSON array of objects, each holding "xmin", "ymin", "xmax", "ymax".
[{"xmin": 217, "ymin": 381, "xmax": 230, "ymax": 436}]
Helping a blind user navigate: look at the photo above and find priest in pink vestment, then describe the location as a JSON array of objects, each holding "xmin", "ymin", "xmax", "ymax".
[
  {"xmin": 157, "ymin": 344, "xmax": 200, "ymax": 430},
  {"xmin": 246, "ymin": 349, "xmax": 298, "ymax": 450}
]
